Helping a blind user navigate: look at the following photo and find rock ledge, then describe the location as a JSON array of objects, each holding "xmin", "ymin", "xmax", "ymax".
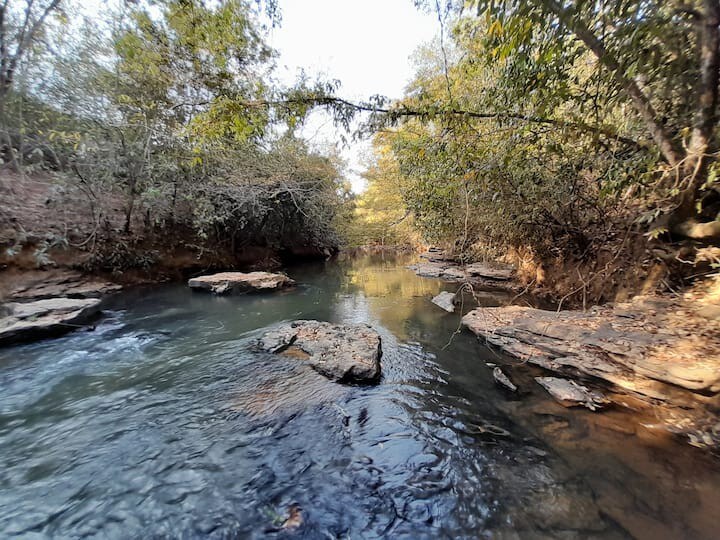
[
  {"xmin": 462, "ymin": 297, "xmax": 720, "ymax": 448},
  {"xmin": 0, "ymin": 297, "xmax": 102, "ymax": 345},
  {"xmin": 408, "ymin": 254, "xmax": 515, "ymax": 287}
]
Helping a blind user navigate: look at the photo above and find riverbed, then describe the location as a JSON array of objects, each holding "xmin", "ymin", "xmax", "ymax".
[{"xmin": 0, "ymin": 253, "xmax": 718, "ymax": 538}]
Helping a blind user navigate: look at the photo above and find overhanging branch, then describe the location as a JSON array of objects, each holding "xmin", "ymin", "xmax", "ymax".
[
  {"xmin": 256, "ymin": 96, "xmax": 647, "ymax": 150},
  {"xmin": 172, "ymin": 95, "xmax": 647, "ymax": 150}
]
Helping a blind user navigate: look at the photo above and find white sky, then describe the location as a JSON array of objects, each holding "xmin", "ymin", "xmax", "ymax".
[
  {"xmin": 81, "ymin": 0, "xmax": 438, "ymax": 192},
  {"xmin": 268, "ymin": 1, "xmax": 438, "ymax": 191}
]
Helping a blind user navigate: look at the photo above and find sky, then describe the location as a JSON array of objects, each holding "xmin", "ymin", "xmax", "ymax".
[{"xmin": 268, "ymin": 1, "xmax": 439, "ymax": 192}]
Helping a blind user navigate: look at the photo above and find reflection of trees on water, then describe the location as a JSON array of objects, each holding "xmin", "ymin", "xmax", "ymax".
[{"xmin": 329, "ymin": 254, "xmax": 447, "ymax": 340}]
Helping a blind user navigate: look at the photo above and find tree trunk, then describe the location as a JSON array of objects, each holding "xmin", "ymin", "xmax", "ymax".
[
  {"xmin": 679, "ymin": 1, "xmax": 720, "ymax": 210},
  {"xmin": 124, "ymin": 174, "xmax": 136, "ymax": 234},
  {"xmin": 544, "ymin": 0, "xmax": 683, "ymax": 167},
  {"xmin": 672, "ymin": 0, "xmax": 720, "ymax": 235},
  {"xmin": 0, "ymin": 89, "xmax": 20, "ymax": 172}
]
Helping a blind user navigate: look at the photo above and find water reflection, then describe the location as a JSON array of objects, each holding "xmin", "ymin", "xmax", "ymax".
[{"xmin": 0, "ymin": 254, "xmax": 717, "ymax": 538}]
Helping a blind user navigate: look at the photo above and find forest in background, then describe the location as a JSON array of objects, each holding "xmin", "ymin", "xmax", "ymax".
[
  {"xmin": 347, "ymin": 0, "xmax": 720, "ymax": 303},
  {"xmin": 0, "ymin": 0, "xmax": 349, "ymax": 276},
  {"xmin": 1, "ymin": 0, "xmax": 720, "ymax": 304}
]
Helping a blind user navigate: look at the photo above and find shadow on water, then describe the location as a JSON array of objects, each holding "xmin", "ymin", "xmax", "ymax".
[{"xmin": 0, "ymin": 252, "xmax": 718, "ymax": 538}]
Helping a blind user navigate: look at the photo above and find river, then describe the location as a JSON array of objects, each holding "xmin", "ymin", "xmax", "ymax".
[{"xmin": 0, "ymin": 253, "xmax": 718, "ymax": 538}]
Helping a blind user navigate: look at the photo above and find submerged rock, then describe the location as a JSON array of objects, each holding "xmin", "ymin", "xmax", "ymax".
[
  {"xmin": 431, "ymin": 291, "xmax": 458, "ymax": 313},
  {"xmin": 0, "ymin": 297, "xmax": 102, "ymax": 345},
  {"xmin": 493, "ymin": 367, "xmax": 518, "ymax": 392},
  {"xmin": 188, "ymin": 271, "xmax": 294, "ymax": 295},
  {"xmin": 535, "ymin": 377, "xmax": 608, "ymax": 411},
  {"xmin": 259, "ymin": 320, "xmax": 382, "ymax": 383}
]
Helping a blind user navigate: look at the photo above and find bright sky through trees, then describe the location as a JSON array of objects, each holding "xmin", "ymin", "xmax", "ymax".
[
  {"xmin": 77, "ymin": 0, "xmax": 438, "ymax": 193},
  {"xmin": 269, "ymin": 0, "xmax": 438, "ymax": 191}
]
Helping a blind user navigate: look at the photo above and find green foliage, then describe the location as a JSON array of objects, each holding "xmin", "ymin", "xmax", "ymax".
[
  {"xmin": 368, "ymin": 0, "xmax": 720, "ymax": 258},
  {"xmin": 341, "ymin": 140, "xmax": 421, "ymax": 248},
  {"xmin": 2, "ymin": 0, "xmax": 346, "ymax": 267}
]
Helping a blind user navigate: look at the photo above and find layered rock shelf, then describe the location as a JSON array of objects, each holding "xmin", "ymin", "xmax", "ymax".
[
  {"xmin": 408, "ymin": 250, "xmax": 515, "ymax": 288},
  {"xmin": 188, "ymin": 271, "xmax": 294, "ymax": 295},
  {"xmin": 462, "ymin": 295, "xmax": 720, "ymax": 447},
  {"xmin": 5, "ymin": 271, "xmax": 121, "ymax": 301},
  {"xmin": 0, "ymin": 297, "xmax": 102, "ymax": 344},
  {"xmin": 259, "ymin": 320, "xmax": 382, "ymax": 384},
  {"xmin": 0, "ymin": 270, "xmax": 121, "ymax": 345}
]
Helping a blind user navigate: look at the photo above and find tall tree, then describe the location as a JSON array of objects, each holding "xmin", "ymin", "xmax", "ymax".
[{"xmin": 0, "ymin": 0, "xmax": 62, "ymax": 168}]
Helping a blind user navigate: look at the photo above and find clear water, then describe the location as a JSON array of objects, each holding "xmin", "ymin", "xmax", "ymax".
[{"xmin": 0, "ymin": 253, "xmax": 718, "ymax": 539}]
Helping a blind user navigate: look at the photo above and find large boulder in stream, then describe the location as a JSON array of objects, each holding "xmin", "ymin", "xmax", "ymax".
[
  {"xmin": 259, "ymin": 320, "xmax": 382, "ymax": 384},
  {"xmin": 0, "ymin": 297, "xmax": 102, "ymax": 345},
  {"xmin": 188, "ymin": 271, "xmax": 294, "ymax": 295}
]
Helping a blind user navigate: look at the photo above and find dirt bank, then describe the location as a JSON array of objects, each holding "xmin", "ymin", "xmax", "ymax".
[{"xmin": 0, "ymin": 171, "xmax": 333, "ymax": 291}]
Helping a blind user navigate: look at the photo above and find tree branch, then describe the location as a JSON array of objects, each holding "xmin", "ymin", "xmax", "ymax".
[
  {"xmin": 542, "ymin": 0, "xmax": 683, "ymax": 166},
  {"xmin": 172, "ymin": 94, "xmax": 647, "ymax": 149},
  {"xmin": 5, "ymin": 0, "xmax": 61, "ymax": 92},
  {"xmin": 272, "ymin": 96, "xmax": 646, "ymax": 150}
]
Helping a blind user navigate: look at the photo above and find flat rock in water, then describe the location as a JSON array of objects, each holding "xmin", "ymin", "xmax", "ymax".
[
  {"xmin": 535, "ymin": 377, "xmax": 608, "ymax": 411},
  {"xmin": 419, "ymin": 249, "xmax": 456, "ymax": 262},
  {"xmin": 0, "ymin": 297, "xmax": 102, "ymax": 345},
  {"xmin": 407, "ymin": 261, "xmax": 451, "ymax": 278},
  {"xmin": 431, "ymin": 291, "xmax": 458, "ymax": 313},
  {"xmin": 259, "ymin": 320, "xmax": 382, "ymax": 384},
  {"xmin": 407, "ymin": 260, "xmax": 516, "ymax": 287},
  {"xmin": 441, "ymin": 267, "xmax": 468, "ymax": 280},
  {"xmin": 461, "ymin": 304, "xmax": 720, "ymax": 397},
  {"xmin": 462, "ymin": 300, "xmax": 720, "ymax": 449},
  {"xmin": 188, "ymin": 271, "xmax": 294, "ymax": 294},
  {"xmin": 493, "ymin": 367, "xmax": 518, "ymax": 392}
]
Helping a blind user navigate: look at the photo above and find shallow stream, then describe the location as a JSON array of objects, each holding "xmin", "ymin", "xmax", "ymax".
[{"xmin": 1, "ymin": 254, "xmax": 719, "ymax": 538}]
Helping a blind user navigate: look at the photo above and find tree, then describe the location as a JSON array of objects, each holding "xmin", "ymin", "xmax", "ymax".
[
  {"xmin": 458, "ymin": 0, "xmax": 720, "ymax": 237},
  {"xmin": 0, "ymin": 0, "xmax": 62, "ymax": 168},
  {"xmin": 0, "ymin": 0, "xmax": 62, "ymax": 100},
  {"xmin": 343, "ymin": 138, "xmax": 420, "ymax": 248}
]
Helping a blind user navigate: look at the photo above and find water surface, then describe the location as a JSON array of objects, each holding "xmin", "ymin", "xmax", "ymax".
[{"xmin": 1, "ymin": 253, "xmax": 718, "ymax": 538}]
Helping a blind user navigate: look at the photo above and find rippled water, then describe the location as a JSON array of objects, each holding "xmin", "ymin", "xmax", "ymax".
[{"xmin": 1, "ymin": 253, "xmax": 719, "ymax": 539}]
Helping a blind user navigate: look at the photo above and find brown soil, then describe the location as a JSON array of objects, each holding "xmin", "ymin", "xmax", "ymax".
[{"xmin": 0, "ymin": 171, "xmax": 304, "ymax": 290}]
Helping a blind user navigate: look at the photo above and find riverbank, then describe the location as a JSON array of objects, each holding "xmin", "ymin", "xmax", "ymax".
[
  {"xmin": 0, "ymin": 170, "xmax": 336, "ymax": 285},
  {"xmin": 408, "ymin": 250, "xmax": 720, "ymax": 451},
  {"xmin": 1, "ymin": 254, "xmax": 718, "ymax": 538}
]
